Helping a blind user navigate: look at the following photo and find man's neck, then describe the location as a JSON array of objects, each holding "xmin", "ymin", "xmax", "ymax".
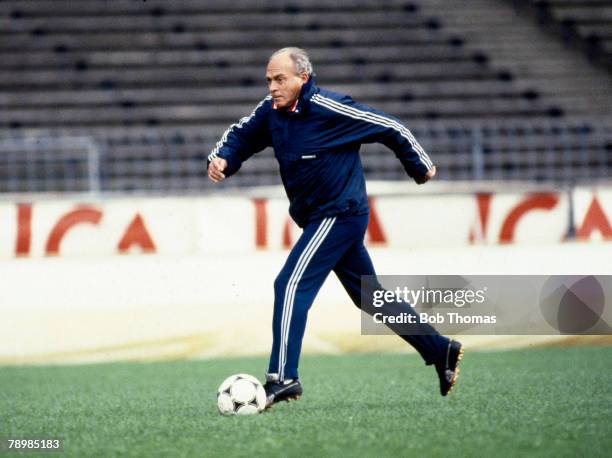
[{"xmin": 273, "ymin": 98, "xmax": 299, "ymax": 112}]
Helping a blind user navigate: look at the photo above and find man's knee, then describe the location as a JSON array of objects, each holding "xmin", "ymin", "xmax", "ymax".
[
  {"xmin": 338, "ymin": 274, "xmax": 382, "ymax": 311},
  {"xmin": 274, "ymin": 271, "xmax": 290, "ymax": 296},
  {"xmin": 346, "ymin": 290, "xmax": 362, "ymax": 309},
  {"xmin": 360, "ymin": 279, "xmax": 385, "ymax": 314}
]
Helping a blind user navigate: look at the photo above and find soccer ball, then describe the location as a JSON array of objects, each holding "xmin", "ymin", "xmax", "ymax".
[{"xmin": 217, "ymin": 373, "xmax": 267, "ymax": 416}]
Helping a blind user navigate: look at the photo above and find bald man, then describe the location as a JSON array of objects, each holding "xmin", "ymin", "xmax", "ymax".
[{"xmin": 208, "ymin": 48, "xmax": 463, "ymax": 408}]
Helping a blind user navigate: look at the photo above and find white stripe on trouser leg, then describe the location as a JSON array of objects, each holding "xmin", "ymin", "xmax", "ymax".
[
  {"xmin": 280, "ymin": 218, "xmax": 336, "ymax": 379},
  {"xmin": 279, "ymin": 217, "xmax": 336, "ymax": 380},
  {"xmin": 278, "ymin": 217, "xmax": 334, "ymax": 380},
  {"xmin": 278, "ymin": 217, "xmax": 336, "ymax": 380},
  {"xmin": 278, "ymin": 218, "xmax": 332, "ymax": 378}
]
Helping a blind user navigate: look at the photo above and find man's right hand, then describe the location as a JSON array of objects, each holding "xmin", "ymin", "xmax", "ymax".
[{"xmin": 208, "ymin": 157, "xmax": 228, "ymax": 183}]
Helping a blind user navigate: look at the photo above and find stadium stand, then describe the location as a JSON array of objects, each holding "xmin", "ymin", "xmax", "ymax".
[
  {"xmin": 0, "ymin": 0, "xmax": 610, "ymax": 192},
  {"xmin": 511, "ymin": 0, "xmax": 612, "ymax": 68}
]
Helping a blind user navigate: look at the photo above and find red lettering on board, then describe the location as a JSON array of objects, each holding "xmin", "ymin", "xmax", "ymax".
[
  {"xmin": 46, "ymin": 207, "xmax": 103, "ymax": 255},
  {"xmin": 117, "ymin": 213, "xmax": 156, "ymax": 253},
  {"xmin": 499, "ymin": 193, "xmax": 559, "ymax": 244},
  {"xmin": 15, "ymin": 203, "xmax": 32, "ymax": 256},
  {"xmin": 576, "ymin": 197, "xmax": 612, "ymax": 241}
]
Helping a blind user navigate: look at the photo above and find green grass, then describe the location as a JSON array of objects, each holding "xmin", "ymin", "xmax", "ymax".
[{"xmin": 1, "ymin": 347, "xmax": 611, "ymax": 457}]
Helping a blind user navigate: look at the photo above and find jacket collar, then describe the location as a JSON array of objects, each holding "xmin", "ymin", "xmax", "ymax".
[
  {"xmin": 272, "ymin": 74, "xmax": 317, "ymax": 115},
  {"xmin": 299, "ymin": 74, "xmax": 317, "ymax": 103}
]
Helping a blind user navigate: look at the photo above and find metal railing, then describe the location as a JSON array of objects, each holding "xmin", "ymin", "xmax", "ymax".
[
  {"xmin": 0, "ymin": 136, "xmax": 101, "ymax": 194},
  {"xmin": 0, "ymin": 118, "xmax": 610, "ymax": 195}
]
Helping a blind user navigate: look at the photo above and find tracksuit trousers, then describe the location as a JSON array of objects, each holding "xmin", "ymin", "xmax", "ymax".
[{"xmin": 268, "ymin": 213, "xmax": 450, "ymax": 381}]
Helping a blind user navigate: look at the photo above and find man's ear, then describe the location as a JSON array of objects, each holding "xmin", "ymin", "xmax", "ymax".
[{"xmin": 300, "ymin": 72, "xmax": 310, "ymax": 83}]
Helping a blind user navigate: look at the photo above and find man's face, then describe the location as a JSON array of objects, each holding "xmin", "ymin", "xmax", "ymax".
[{"xmin": 266, "ymin": 52, "xmax": 309, "ymax": 109}]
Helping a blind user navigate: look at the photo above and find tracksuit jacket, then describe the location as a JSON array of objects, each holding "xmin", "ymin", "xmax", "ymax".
[
  {"xmin": 209, "ymin": 76, "xmax": 447, "ymax": 379},
  {"xmin": 207, "ymin": 75, "xmax": 434, "ymax": 227}
]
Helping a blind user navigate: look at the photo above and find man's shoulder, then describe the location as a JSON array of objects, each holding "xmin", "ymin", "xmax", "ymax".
[
  {"xmin": 312, "ymin": 87, "xmax": 353, "ymax": 105},
  {"xmin": 243, "ymin": 95, "xmax": 273, "ymax": 122},
  {"xmin": 255, "ymin": 95, "xmax": 273, "ymax": 110},
  {"xmin": 247, "ymin": 95, "xmax": 273, "ymax": 115},
  {"xmin": 308, "ymin": 88, "xmax": 355, "ymax": 119}
]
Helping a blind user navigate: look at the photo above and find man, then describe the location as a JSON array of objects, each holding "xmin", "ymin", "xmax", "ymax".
[{"xmin": 208, "ymin": 47, "xmax": 463, "ymax": 408}]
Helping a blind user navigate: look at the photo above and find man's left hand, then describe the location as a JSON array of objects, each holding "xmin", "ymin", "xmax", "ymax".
[{"xmin": 415, "ymin": 165, "xmax": 436, "ymax": 184}]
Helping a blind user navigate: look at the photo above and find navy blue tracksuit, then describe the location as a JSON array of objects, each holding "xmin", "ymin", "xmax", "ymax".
[{"xmin": 209, "ymin": 76, "xmax": 449, "ymax": 381}]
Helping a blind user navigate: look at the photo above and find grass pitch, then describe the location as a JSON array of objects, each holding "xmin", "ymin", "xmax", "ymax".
[{"xmin": 1, "ymin": 347, "xmax": 611, "ymax": 457}]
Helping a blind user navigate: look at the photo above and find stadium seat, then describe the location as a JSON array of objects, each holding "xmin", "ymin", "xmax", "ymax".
[{"xmin": 0, "ymin": 0, "xmax": 610, "ymax": 191}]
